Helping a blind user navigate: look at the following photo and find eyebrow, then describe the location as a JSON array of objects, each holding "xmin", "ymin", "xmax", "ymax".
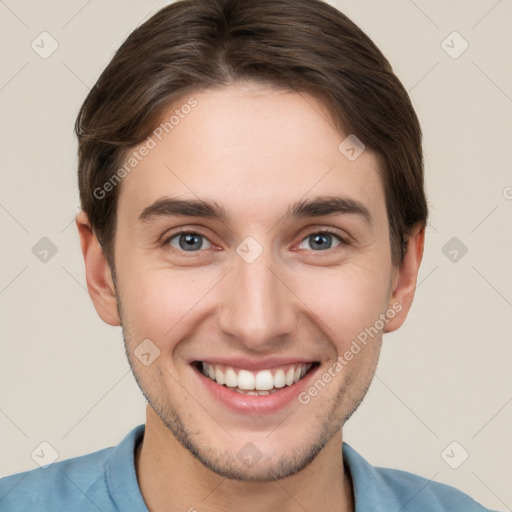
[{"xmin": 138, "ymin": 195, "xmax": 372, "ymax": 226}]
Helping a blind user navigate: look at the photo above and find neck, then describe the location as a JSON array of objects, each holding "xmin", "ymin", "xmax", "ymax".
[{"xmin": 135, "ymin": 406, "xmax": 354, "ymax": 512}]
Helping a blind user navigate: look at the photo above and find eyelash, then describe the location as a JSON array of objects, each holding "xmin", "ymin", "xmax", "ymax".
[{"xmin": 161, "ymin": 228, "xmax": 349, "ymax": 255}]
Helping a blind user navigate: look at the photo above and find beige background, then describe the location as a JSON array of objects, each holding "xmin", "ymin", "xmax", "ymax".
[{"xmin": 1, "ymin": 0, "xmax": 511, "ymax": 510}]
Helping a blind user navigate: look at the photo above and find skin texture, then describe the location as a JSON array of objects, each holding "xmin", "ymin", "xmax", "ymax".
[{"xmin": 77, "ymin": 80, "xmax": 424, "ymax": 512}]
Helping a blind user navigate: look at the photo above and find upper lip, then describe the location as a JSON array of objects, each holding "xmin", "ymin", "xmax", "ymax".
[{"xmin": 191, "ymin": 357, "xmax": 318, "ymax": 371}]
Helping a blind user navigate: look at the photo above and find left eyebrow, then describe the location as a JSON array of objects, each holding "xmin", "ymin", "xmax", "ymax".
[
  {"xmin": 285, "ymin": 195, "xmax": 372, "ymax": 226},
  {"xmin": 137, "ymin": 195, "xmax": 372, "ymax": 226}
]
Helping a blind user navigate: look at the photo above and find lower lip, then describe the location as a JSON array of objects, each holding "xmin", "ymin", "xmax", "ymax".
[{"xmin": 192, "ymin": 363, "xmax": 320, "ymax": 415}]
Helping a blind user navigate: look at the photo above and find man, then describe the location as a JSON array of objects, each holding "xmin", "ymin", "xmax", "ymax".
[{"xmin": 0, "ymin": 0, "xmax": 498, "ymax": 510}]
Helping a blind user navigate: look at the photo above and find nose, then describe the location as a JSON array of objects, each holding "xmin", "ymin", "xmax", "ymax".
[{"xmin": 217, "ymin": 247, "xmax": 297, "ymax": 351}]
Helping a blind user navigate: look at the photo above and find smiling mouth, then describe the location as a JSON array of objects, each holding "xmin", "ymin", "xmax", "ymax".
[{"xmin": 193, "ymin": 361, "xmax": 320, "ymax": 396}]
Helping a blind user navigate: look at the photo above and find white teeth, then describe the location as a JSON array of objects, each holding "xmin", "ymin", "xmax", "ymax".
[
  {"xmin": 215, "ymin": 367, "xmax": 225, "ymax": 385},
  {"xmin": 237, "ymin": 370, "xmax": 255, "ymax": 390},
  {"xmin": 235, "ymin": 388, "xmax": 279, "ymax": 396},
  {"xmin": 273, "ymin": 369, "xmax": 286, "ymax": 388},
  {"xmin": 200, "ymin": 362, "xmax": 313, "ymax": 392},
  {"xmin": 224, "ymin": 367, "xmax": 237, "ymax": 387},
  {"xmin": 255, "ymin": 370, "xmax": 274, "ymax": 390}
]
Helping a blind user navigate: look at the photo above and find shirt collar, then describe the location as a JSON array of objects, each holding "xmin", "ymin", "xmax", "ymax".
[
  {"xmin": 106, "ymin": 424, "xmax": 148, "ymax": 511},
  {"xmin": 342, "ymin": 442, "xmax": 401, "ymax": 511}
]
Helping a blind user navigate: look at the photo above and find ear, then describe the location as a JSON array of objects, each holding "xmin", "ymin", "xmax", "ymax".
[
  {"xmin": 384, "ymin": 223, "xmax": 425, "ymax": 333},
  {"xmin": 76, "ymin": 211, "xmax": 121, "ymax": 326}
]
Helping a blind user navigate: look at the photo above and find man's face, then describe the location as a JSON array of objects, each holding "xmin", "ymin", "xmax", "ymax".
[{"xmin": 112, "ymin": 81, "xmax": 399, "ymax": 480}]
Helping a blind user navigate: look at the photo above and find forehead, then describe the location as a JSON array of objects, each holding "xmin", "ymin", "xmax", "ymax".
[{"xmin": 117, "ymin": 81, "xmax": 386, "ymax": 229}]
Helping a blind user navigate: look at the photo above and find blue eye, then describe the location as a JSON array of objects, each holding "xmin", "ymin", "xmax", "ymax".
[
  {"xmin": 167, "ymin": 232, "xmax": 213, "ymax": 252},
  {"xmin": 297, "ymin": 232, "xmax": 343, "ymax": 251},
  {"xmin": 164, "ymin": 229, "xmax": 345, "ymax": 254}
]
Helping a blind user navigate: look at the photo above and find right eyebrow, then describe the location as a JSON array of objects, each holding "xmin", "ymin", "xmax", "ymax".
[{"xmin": 138, "ymin": 198, "xmax": 230, "ymax": 223}]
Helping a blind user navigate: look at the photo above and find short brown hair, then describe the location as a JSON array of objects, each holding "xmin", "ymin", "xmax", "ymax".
[{"xmin": 76, "ymin": 0, "xmax": 428, "ymax": 267}]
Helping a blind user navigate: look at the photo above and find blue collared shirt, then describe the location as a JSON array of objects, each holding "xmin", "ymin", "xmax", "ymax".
[{"xmin": 0, "ymin": 424, "xmax": 497, "ymax": 511}]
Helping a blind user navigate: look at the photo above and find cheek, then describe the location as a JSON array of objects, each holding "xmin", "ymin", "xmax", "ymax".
[
  {"xmin": 116, "ymin": 264, "xmax": 212, "ymax": 345},
  {"xmin": 301, "ymin": 264, "xmax": 391, "ymax": 347}
]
